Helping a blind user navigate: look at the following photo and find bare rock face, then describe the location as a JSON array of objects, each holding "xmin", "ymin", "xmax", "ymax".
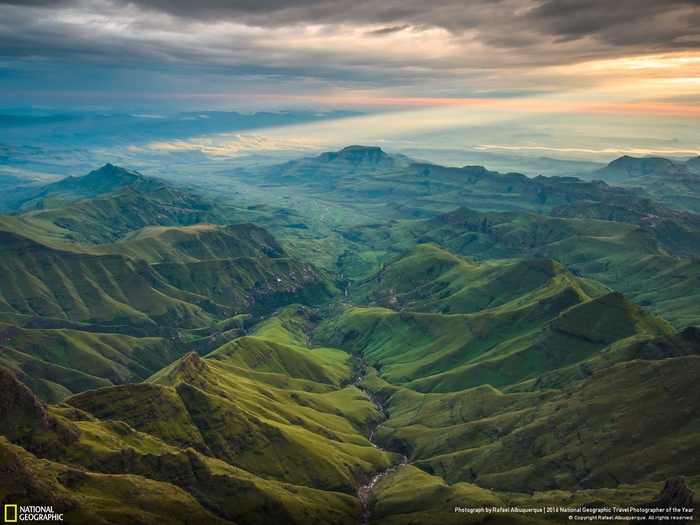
[
  {"xmin": 652, "ymin": 476, "xmax": 694, "ymax": 509},
  {"xmin": 0, "ymin": 366, "xmax": 80, "ymax": 458},
  {"xmin": 632, "ymin": 476, "xmax": 695, "ymax": 525}
]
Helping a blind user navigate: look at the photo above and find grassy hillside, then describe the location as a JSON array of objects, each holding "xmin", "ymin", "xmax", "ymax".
[
  {"xmin": 345, "ymin": 207, "xmax": 700, "ymax": 327},
  {"xmin": 0, "ymin": 322, "xmax": 192, "ymax": 403},
  {"xmin": 0, "ymin": 190, "xmax": 339, "ymax": 401},
  {"xmin": 309, "ymin": 245, "xmax": 698, "ymax": 520},
  {"xmin": 0, "ymin": 305, "xmax": 405, "ymax": 523},
  {"xmin": 2, "ymin": 153, "xmax": 700, "ymax": 524},
  {"xmin": 0, "ymin": 363, "xmax": 365, "ymax": 524},
  {"xmin": 350, "ymin": 243, "xmax": 610, "ymax": 314},
  {"xmin": 317, "ymin": 246, "xmax": 674, "ymax": 392},
  {"xmin": 362, "ymin": 354, "xmax": 700, "ymax": 494},
  {"xmin": 0, "ymin": 226, "xmax": 336, "ymax": 326}
]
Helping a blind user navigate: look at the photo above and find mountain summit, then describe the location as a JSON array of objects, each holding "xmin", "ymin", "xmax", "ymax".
[
  {"xmin": 591, "ymin": 155, "xmax": 676, "ymax": 182},
  {"xmin": 317, "ymin": 145, "xmax": 400, "ymax": 168},
  {"xmin": 44, "ymin": 163, "xmax": 163, "ymax": 198},
  {"xmin": 3, "ymin": 163, "xmax": 163, "ymax": 211}
]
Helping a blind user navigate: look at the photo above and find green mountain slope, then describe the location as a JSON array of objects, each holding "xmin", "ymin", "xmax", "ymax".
[
  {"xmin": 318, "ymin": 246, "xmax": 674, "ymax": 392},
  {"xmin": 0, "ymin": 216, "xmax": 338, "ymax": 402},
  {"xmin": 345, "ymin": 207, "xmax": 700, "ymax": 327},
  {"xmin": 0, "ymin": 322, "xmax": 190, "ymax": 403},
  {"xmin": 0, "ymin": 230, "xmax": 218, "ymax": 328},
  {"xmin": 0, "ymin": 163, "xmax": 165, "ymax": 212},
  {"xmin": 351, "ymin": 243, "xmax": 610, "ymax": 314},
  {"xmin": 363, "ymin": 355, "xmax": 700, "ymax": 494},
  {"xmin": 0, "ymin": 227, "xmax": 336, "ymax": 328},
  {"xmin": 0, "ymin": 364, "xmax": 365, "ymax": 524},
  {"xmin": 311, "ymin": 241, "xmax": 698, "ymax": 520},
  {"xmin": 2, "ymin": 151, "xmax": 700, "ymax": 524}
]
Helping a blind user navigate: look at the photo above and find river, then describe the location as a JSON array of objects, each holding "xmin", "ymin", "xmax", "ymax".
[{"xmin": 353, "ymin": 358, "xmax": 408, "ymax": 525}]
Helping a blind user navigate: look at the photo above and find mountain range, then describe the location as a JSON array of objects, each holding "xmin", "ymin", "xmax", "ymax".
[{"xmin": 0, "ymin": 147, "xmax": 698, "ymax": 524}]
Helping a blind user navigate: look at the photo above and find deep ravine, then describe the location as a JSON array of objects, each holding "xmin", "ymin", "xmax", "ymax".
[{"xmin": 353, "ymin": 358, "xmax": 408, "ymax": 525}]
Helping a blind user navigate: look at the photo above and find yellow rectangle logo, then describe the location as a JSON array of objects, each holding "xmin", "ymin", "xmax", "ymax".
[{"xmin": 4, "ymin": 504, "xmax": 18, "ymax": 523}]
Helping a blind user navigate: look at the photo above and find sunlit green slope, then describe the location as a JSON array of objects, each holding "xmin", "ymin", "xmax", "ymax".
[
  {"xmin": 0, "ymin": 227, "xmax": 336, "ymax": 328},
  {"xmin": 318, "ymin": 247, "xmax": 674, "ymax": 392},
  {"xmin": 0, "ymin": 360, "xmax": 368, "ymax": 524},
  {"xmin": 0, "ymin": 306, "xmax": 400, "ymax": 524},
  {"xmin": 345, "ymin": 206, "xmax": 700, "ymax": 327},
  {"xmin": 312, "ymin": 244, "xmax": 700, "ymax": 521},
  {"xmin": 1, "ymin": 153, "xmax": 700, "ymax": 524}
]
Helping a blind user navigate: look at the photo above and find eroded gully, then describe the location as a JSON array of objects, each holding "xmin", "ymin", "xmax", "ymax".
[{"xmin": 353, "ymin": 358, "xmax": 408, "ymax": 525}]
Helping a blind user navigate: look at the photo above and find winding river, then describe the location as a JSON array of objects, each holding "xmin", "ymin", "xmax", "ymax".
[{"xmin": 353, "ymin": 359, "xmax": 408, "ymax": 525}]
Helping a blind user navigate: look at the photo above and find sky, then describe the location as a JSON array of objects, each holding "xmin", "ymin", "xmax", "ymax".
[{"xmin": 0, "ymin": 0, "xmax": 699, "ymax": 160}]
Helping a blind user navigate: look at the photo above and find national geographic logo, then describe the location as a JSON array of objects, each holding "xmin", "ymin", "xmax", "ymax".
[{"xmin": 4, "ymin": 505, "xmax": 63, "ymax": 522}]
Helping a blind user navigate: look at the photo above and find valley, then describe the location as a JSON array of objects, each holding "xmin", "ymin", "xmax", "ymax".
[{"xmin": 0, "ymin": 146, "xmax": 698, "ymax": 524}]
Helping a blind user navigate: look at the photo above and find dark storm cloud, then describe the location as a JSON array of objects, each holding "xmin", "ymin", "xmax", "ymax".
[
  {"xmin": 0, "ymin": 5, "xmax": 445, "ymax": 89},
  {"xmin": 0, "ymin": 0, "xmax": 698, "ymax": 102},
  {"xmin": 527, "ymin": 0, "xmax": 700, "ymax": 46},
  {"xmin": 0, "ymin": 0, "xmax": 697, "ymax": 61},
  {"xmin": 88, "ymin": 0, "xmax": 700, "ymax": 50}
]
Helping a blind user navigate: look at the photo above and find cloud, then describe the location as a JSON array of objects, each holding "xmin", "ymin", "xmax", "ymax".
[
  {"xmin": 89, "ymin": 0, "xmax": 700, "ymax": 51},
  {"xmin": 0, "ymin": 0, "xmax": 698, "ymax": 110},
  {"xmin": 367, "ymin": 25, "xmax": 409, "ymax": 36}
]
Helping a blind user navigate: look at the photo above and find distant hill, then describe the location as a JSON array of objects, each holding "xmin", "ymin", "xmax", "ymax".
[
  {"xmin": 591, "ymin": 155, "xmax": 676, "ymax": 182},
  {"xmin": 0, "ymin": 167, "xmax": 314, "ymax": 247},
  {"xmin": 550, "ymin": 195, "xmax": 700, "ymax": 258},
  {"xmin": 257, "ymin": 145, "xmax": 413, "ymax": 183},
  {"xmin": 238, "ymin": 145, "xmax": 632, "ymax": 219},
  {"xmin": 685, "ymin": 155, "xmax": 700, "ymax": 173},
  {"xmin": 0, "ymin": 164, "xmax": 164, "ymax": 212},
  {"xmin": 581, "ymin": 154, "xmax": 700, "ymax": 213}
]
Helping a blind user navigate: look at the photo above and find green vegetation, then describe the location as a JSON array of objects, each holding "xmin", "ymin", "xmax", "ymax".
[
  {"xmin": 1, "ymin": 151, "xmax": 699, "ymax": 523},
  {"xmin": 344, "ymin": 206, "xmax": 700, "ymax": 326}
]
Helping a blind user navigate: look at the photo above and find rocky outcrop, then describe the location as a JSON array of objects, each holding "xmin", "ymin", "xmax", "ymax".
[{"xmin": 0, "ymin": 366, "xmax": 80, "ymax": 458}]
